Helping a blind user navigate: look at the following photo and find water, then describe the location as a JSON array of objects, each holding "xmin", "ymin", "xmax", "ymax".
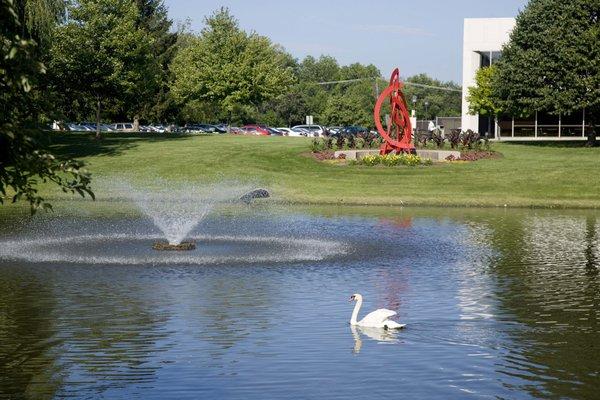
[
  {"xmin": 0, "ymin": 207, "xmax": 599, "ymax": 399},
  {"xmin": 122, "ymin": 181, "xmax": 254, "ymax": 245}
]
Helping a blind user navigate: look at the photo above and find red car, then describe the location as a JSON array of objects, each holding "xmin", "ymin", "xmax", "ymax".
[{"xmin": 241, "ymin": 125, "xmax": 270, "ymax": 136}]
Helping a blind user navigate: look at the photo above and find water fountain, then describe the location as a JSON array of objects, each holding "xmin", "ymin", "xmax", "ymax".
[
  {"xmin": 0, "ymin": 181, "xmax": 347, "ymax": 265},
  {"xmin": 123, "ymin": 183, "xmax": 271, "ymax": 251}
]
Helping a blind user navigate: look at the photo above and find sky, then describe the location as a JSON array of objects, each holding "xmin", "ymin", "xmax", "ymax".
[{"xmin": 163, "ymin": 0, "xmax": 528, "ymax": 83}]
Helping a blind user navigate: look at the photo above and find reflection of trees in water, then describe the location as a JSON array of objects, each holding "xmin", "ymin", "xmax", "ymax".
[
  {"xmin": 0, "ymin": 269, "xmax": 62, "ymax": 399},
  {"xmin": 185, "ymin": 270, "xmax": 275, "ymax": 364},
  {"xmin": 55, "ymin": 281, "xmax": 171, "ymax": 385},
  {"xmin": 486, "ymin": 213, "xmax": 600, "ymax": 399},
  {"xmin": 0, "ymin": 268, "xmax": 173, "ymax": 398}
]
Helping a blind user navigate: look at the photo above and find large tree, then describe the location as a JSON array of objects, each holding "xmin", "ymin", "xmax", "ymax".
[
  {"xmin": 47, "ymin": 0, "xmax": 160, "ymax": 137},
  {"xmin": 170, "ymin": 8, "xmax": 295, "ymax": 123},
  {"xmin": 134, "ymin": 0, "xmax": 178, "ymax": 122},
  {"xmin": 494, "ymin": 0, "xmax": 600, "ymax": 145},
  {"xmin": 0, "ymin": 0, "xmax": 93, "ymax": 212}
]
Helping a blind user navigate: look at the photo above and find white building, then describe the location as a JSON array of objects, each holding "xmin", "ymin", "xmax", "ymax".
[{"xmin": 461, "ymin": 18, "xmax": 591, "ymax": 140}]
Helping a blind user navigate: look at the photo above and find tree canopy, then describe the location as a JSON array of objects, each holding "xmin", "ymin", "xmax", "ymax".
[
  {"xmin": 493, "ymin": 0, "xmax": 600, "ymax": 143},
  {"xmin": 0, "ymin": 0, "xmax": 93, "ymax": 212},
  {"xmin": 47, "ymin": 0, "xmax": 161, "ymax": 133},
  {"xmin": 466, "ymin": 65, "xmax": 502, "ymax": 117},
  {"xmin": 170, "ymin": 8, "xmax": 295, "ymax": 124}
]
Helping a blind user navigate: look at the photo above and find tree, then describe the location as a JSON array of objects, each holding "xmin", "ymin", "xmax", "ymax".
[
  {"xmin": 134, "ymin": 0, "xmax": 178, "ymax": 122},
  {"xmin": 403, "ymin": 74, "xmax": 462, "ymax": 120},
  {"xmin": 47, "ymin": 0, "xmax": 160, "ymax": 138},
  {"xmin": 271, "ymin": 92, "xmax": 308, "ymax": 126},
  {"xmin": 467, "ymin": 65, "xmax": 503, "ymax": 117},
  {"xmin": 170, "ymin": 8, "xmax": 295, "ymax": 123},
  {"xmin": 298, "ymin": 55, "xmax": 340, "ymax": 83},
  {"xmin": 494, "ymin": 0, "xmax": 600, "ymax": 145},
  {"xmin": 0, "ymin": 0, "xmax": 93, "ymax": 213}
]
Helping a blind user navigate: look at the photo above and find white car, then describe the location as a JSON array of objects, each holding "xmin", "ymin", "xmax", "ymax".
[
  {"xmin": 277, "ymin": 127, "xmax": 304, "ymax": 137},
  {"xmin": 291, "ymin": 124, "xmax": 329, "ymax": 137}
]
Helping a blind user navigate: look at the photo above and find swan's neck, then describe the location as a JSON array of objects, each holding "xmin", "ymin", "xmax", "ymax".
[{"xmin": 351, "ymin": 297, "xmax": 362, "ymax": 325}]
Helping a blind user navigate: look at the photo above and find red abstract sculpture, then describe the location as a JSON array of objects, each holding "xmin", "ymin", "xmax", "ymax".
[{"xmin": 373, "ymin": 68, "xmax": 415, "ymax": 155}]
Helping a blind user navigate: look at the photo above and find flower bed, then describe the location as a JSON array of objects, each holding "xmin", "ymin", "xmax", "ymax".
[{"xmin": 353, "ymin": 153, "xmax": 432, "ymax": 167}]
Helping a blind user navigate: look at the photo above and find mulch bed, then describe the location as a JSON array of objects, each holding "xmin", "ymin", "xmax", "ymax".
[
  {"xmin": 311, "ymin": 151, "xmax": 336, "ymax": 161},
  {"xmin": 446, "ymin": 151, "xmax": 502, "ymax": 162}
]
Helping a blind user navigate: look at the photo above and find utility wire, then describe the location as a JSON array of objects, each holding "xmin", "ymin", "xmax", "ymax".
[{"xmin": 316, "ymin": 77, "xmax": 462, "ymax": 93}]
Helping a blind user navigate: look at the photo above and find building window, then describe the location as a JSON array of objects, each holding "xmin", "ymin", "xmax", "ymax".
[
  {"xmin": 478, "ymin": 115, "xmax": 493, "ymax": 137},
  {"xmin": 497, "ymin": 114, "xmax": 513, "ymax": 137},
  {"xmin": 537, "ymin": 112, "xmax": 559, "ymax": 137},
  {"xmin": 491, "ymin": 51, "xmax": 502, "ymax": 64},
  {"xmin": 513, "ymin": 114, "xmax": 536, "ymax": 137},
  {"xmin": 479, "ymin": 51, "xmax": 491, "ymax": 68}
]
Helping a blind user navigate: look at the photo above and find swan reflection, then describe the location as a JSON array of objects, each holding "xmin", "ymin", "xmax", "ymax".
[{"xmin": 351, "ymin": 324, "xmax": 400, "ymax": 354}]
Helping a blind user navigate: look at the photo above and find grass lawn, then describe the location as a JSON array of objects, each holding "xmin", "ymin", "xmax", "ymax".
[{"xmin": 15, "ymin": 133, "xmax": 600, "ymax": 209}]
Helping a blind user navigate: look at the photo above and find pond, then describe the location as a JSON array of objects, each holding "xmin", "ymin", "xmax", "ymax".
[{"xmin": 0, "ymin": 205, "xmax": 598, "ymax": 399}]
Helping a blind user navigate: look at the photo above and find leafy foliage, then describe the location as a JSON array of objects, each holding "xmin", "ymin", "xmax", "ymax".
[
  {"xmin": 358, "ymin": 154, "xmax": 425, "ymax": 167},
  {"xmin": 170, "ymin": 8, "xmax": 295, "ymax": 124},
  {"xmin": 467, "ymin": 65, "xmax": 503, "ymax": 117},
  {"xmin": 460, "ymin": 129, "xmax": 481, "ymax": 149},
  {"xmin": 447, "ymin": 129, "xmax": 461, "ymax": 149},
  {"xmin": 403, "ymin": 74, "xmax": 462, "ymax": 120},
  {"xmin": 430, "ymin": 128, "xmax": 445, "ymax": 148},
  {"xmin": 0, "ymin": 0, "xmax": 93, "ymax": 212},
  {"xmin": 493, "ymin": 0, "xmax": 600, "ymax": 144},
  {"xmin": 47, "ymin": 0, "xmax": 161, "ymax": 129}
]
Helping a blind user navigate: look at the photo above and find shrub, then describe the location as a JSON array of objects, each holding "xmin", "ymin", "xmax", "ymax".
[
  {"xmin": 360, "ymin": 154, "xmax": 382, "ymax": 166},
  {"xmin": 447, "ymin": 129, "xmax": 460, "ymax": 149},
  {"xmin": 355, "ymin": 137, "xmax": 365, "ymax": 149},
  {"xmin": 447, "ymin": 129, "xmax": 461, "ymax": 149},
  {"xmin": 431, "ymin": 128, "xmax": 445, "ymax": 148},
  {"xmin": 325, "ymin": 137, "xmax": 334, "ymax": 150},
  {"xmin": 382, "ymin": 154, "xmax": 402, "ymax": 166},
  {"xmin": 460, "ymin": 129, "xmax": 480, "ymax": 149},
  {"xmin": 310, "ymin": 138, "xmax": 325, "ymax": 153},
  {"xmin": 414, "ymin": 131, "xmax": 431, "ymax": 148},
  {"xmin": 373, "ymin": 136, "xmax": 384, "ymax": 148}
]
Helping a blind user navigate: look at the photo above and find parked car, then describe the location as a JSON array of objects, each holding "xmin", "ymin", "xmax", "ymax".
[
  {"xmin": 291, "ymin": 127, "xmax": 311, "ymax": 136},
  {"xmin": 267, "ymin": 127, "xmax": 284, "ymax": 136},
  {"xmin": 278, "ymin": 127, "xmax": 306, "ymax": 137},
  {"xmin": 327, "ymin": 126, "xmax": 342, "ymax": 135},
  {"xmin": 113, "ymin": 123, "xmax": 135, "ymax": 132},
  {"xmin": 183, "ymin": 124, "xmax": 207, "ymax": 133},
  {"xmin": 276, "ymin": 127, "xmax": 291, "ymax": 135},
  {"xmin": 241, "ymin": 125, "xmax": 270, "ymax": 135},
  {"xmin": 291, "ymin": 124, "xmax": 329, "ymax": 137},
  {"xmin": 147, "ymin": 124, "xmax": 166, "ymax": 133},
  {"xmin": 67, "ymin": 123, "xmax": 92, "ymax": 132},
  {"xmin": 215, "ymin": 123, "xmax": 229, "ymax": 132},
  {"xmin": 333, "ymin": 125, "xmax": 370, "ymax": 138}
]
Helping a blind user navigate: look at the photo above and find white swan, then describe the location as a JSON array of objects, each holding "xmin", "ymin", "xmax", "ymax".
[{"xmin": 349, "ymin": 294, "xmax": 406, "ymax": 329}]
